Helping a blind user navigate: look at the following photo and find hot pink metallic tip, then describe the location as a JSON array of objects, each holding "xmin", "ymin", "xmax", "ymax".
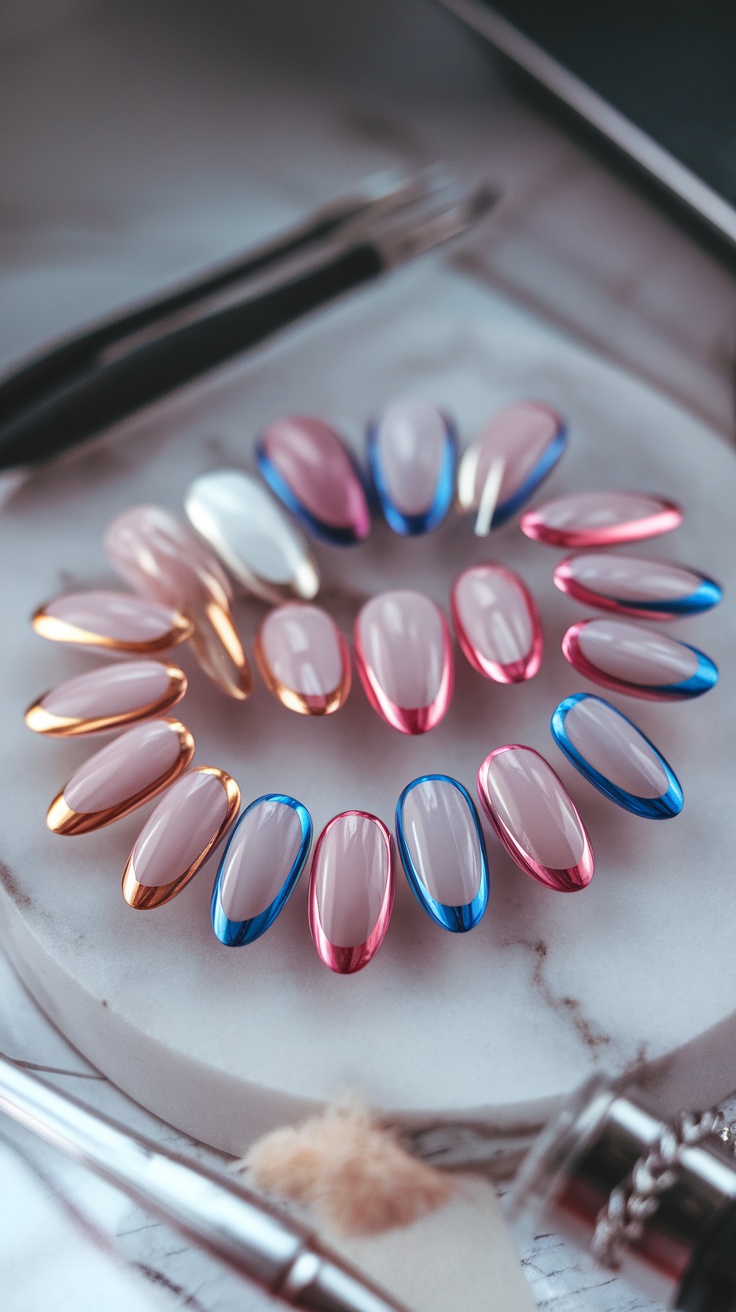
[
  {"xmin": 520, "ymin": 491, "xmax": 682, "ymax": 548},
  {"xmin": 451, "ymin": 563, "xmax": 542, "ymax": 684},
  {"xmin": 477, "ymin": 744, "xmax": 594, "ymax": 893},
  {"xmin": 353, "ymin": 589, "xmax": 454, "ymax": 734},
  {"xmin": 308, "ymin": 811, "xmax": 394, "ymax": 974}
]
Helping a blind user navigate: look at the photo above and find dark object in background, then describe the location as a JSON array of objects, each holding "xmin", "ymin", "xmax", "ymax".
[{"xmin": 438, "ymin": 0, "xmax": 736, "ymax": 254}]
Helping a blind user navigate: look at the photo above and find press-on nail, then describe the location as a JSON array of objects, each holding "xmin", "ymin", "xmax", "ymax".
[
  {"xmin": 255, "ymin": 603, "xmax": 351, "ymax": 715},
  {"xmin": 553, "ymin": 552, "xmax": 722, "ymax": 619},
  {"xmin": 47, "ymin": 718, "xmax": 194, "ymax": 835},
  {"xmin": 456, "ymin": 402, "xmax": 567, "ymax": 529},
  {"xmin": 26, "ymin": 661, "xmax": 187, "ymax": 736},
  {"xmin": 521, "ymin": 491, "xmax": 682, "ymax": 548},
  {"xmin": 477, "ymin": 745, "xmax": 594, "ymax": 892},
  {"xmin": 367, "ymin": 401, "xmax": 456, "ymax": 535},
  {"xmin": 212, "ymin": 794, "xmax": 312, "ymax": 945},
  {"xmin": 451, "ymin": 563, "xmax": 542, "ymax": 683},
  {"xmin": 551, "ymin": 693, "xmax": 684, "ymax": 819},
  {"xmin": 562, "ymin": 619, "xmax": 718, "ymax": 701},
  {"xmin": 309, "ymin": 811, "xmax": 394, "ymax": 973},
  {"xmin": 32, "ymin": 591, "xmax": 192, "ymax": 654},
  {"xmin": 354, "ymin": 590, "xmax": 453, "ymax": 734},
  {"xmin": 257, "ymin": 415, "xmax": 371, "ymax": 545},
  {"xmin": 123, "ymin": 766, "xmax": 240, "ymax": 909},
  {"xmin": 185, "ymin": 469, "xmax": 320, "ymax": 603},
  {"xmin": 396, "ymin": 775, "xmax": 489, "ymax": 931}
]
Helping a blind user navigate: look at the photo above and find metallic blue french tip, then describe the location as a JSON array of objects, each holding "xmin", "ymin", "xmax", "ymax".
[
  {"xmin": 656, "ymin": 645, "xmax": 719, "ymax": 698},
  {"xmin": 619, "ymin": 577, "xmax": 722, "ymax": 617},
  {"xmin": 366, "ymin": 415, "xmax": 458, "ymax": 536},
  {"xmin": 492, "ymin": 421, "xmax": 568, "ymax": 528},
  {"xmin": 395, "ymin": 774, "xmax": 489, "ymax": 931},
  {"xmin": 211, "ymin": 794, "xmax": 312, "ymax": 946},
  {"xmin": 256, "ymin": 443, "xmax": 371, "ymax": 546},
  {"xmin": 550, "ymin": 693, "xmax": 684, "ymax": 820}
]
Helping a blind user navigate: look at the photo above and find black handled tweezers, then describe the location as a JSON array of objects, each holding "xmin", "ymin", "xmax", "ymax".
[{"xmin": 0, "ymin": 174, "xmax": 495, "ymax": 472}]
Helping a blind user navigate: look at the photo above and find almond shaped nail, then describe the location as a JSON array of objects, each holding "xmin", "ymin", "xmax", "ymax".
[
  {"xmin": 553, "ymin": 552, "xmax": 722, "ymax": 619},
  {"xmin": 551, "ymin": 693, "xmax": 684, "ymax": 819},
  {"xmin": 562, "ymin": 619, "xmax": 718, "ymax": 701},
  {"xmin": 104, "ymin": 504, "xmax": 232, "ymax": 612},
  {"xmin": 105, "ymin": 504, "xmax": 252, "ymax": 699},
  {"xmin": 456, "ymin": 402, "xmax": 567, "ymax": 529},
  {"xmin": 354, "ymin": 589, "xmax": 454, "ymax": 734},
  {"xmin": 255, "ymin": 603, "xmax": 351, "ymax": 715},
  {"xmin": 257, "ymin": 414, "xmax": 371, "ymax": 545},
  {"xmin": 212, "ymin": 794, "xmax": 312, "ymax": 946},
  {"xmin": 185, "ymin": 469, "xmax": 320, "ymax": 603},
  {"xmin": 47, "ymin": 717, "xmax": 194, "ymax": 835},
  {"xmin": 367, "ymin": 401, "xmax": 456, "ymax": 535},
  {"xmin": 26, "ymin": 661, "xmax": 187, "ymax": 737},
  {"xmin": 451, "ymin": 563, "xmax": 542, "ymax": 684},
  {"xmin": 396, "ymin": 774, "xmax": 489, "ymax": 931},
  {"xmin": 32, "ymin": 591, "xmax": 192, "ymax": 654},
  {"xmin": 521, "ymin": 491, "xmax": 682, "ymax": 548},
  {"xmin": 123, "ymin": 766, "xmax": 240, "ymax": 909},
  {"xmin": 477, "ymin": 745, "xmax": 594, "ymax": 892},
  {"xmin": 308, "ymin": 811, "xmax": 394, "ymax": 974}
]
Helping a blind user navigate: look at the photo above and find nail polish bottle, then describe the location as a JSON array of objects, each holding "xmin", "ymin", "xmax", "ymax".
[{"xmin": 506, "ymin": 1075, "xmax": 736, "ymax": 1311}]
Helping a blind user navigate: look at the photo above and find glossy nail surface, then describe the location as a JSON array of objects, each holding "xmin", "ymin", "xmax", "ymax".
[
  {"xmin": 123, "ymin": 766, "xmax": 240, "ymax": 909},
  {"xmin": 451, "ymin": 563, "xmax": 542, "ymax": 683},
  {"xmin": 551, "ymin": 693, "xmax": 683, "ymax": 819},
  {"xmin": 257, "ymin": 415, "xmax": 371, "ymax": 545},
  {"xmin": 354, "ymin": 590, "xmax": 454, "ymax": 734},
  {"xmin": 255, "ymin": 604, "xmax": 351, "ymax": 715},
  {"xmin": 185, "ymin": 469, "xmax": 320, "ymax": 603},
  {"xmin": 105, "ymin": 504, "xmax": 252, "ymax": 699},
  {"xmin": 367, "ymin": 401, "xmax": 456, "ymax": 535},
  {"xmin": 456, "ymin": 402, "xmax": 567, "ymax": 529},
  {"xmin": 309, "ymin": 811, "xmax": 394, "ymax": 974},
  {"xmin": 477, "ymin": 745, "xmax": 594, "ymax": 892},
  {"xmin": 105, "ymin": 504, "xmax": 232, "ymax": 612},
  {"xmin": 47, "ymin": 718, "xmax": 194, "ymax": 835},
  {"xmin": 562, "ymin": 619, "xmax": 718, "ymax": 701},
  {"xmin": 554, "ymin": 552, "xmax": 722, "ymax": 619},
  {"xmin": 32, "ymin": 591, "xmax": 191, "ymax": 654},
  {"xmin": 396, "ymin": 775, "xmax": 489, "ymax": 931},
  {"xmin": 521, "ymin": 491, "xmax": 682, "ymax": 547},
  {"xmin": 212, "ymin": 794, "xmax": 312, "ymax": 946},
  {"xmin": 26, "ymin": 661, "xmax": 187, "ymax": 737}
]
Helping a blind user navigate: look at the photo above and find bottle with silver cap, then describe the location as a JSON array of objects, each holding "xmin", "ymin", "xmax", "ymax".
[{"xmin": 506, "ymin": 1074, "xmax": 736, "ymax": 1310}]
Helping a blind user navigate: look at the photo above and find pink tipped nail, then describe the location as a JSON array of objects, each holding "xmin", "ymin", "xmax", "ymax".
[
  {"xmin": 309, "ymin": 811, "xmax": 394, "ymax": 973},
  {"xmin": 354, "ymin": 589, "xmax": 454, "ymax": 734},
  {"xmin": 451, "ymin": 563, "xmax": 542, "ymax": 684}
]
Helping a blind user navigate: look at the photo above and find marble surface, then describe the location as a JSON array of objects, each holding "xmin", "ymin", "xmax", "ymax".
[{"xmin": 2, "ymin": 1, "xmax": 736, "ymax": 1309}]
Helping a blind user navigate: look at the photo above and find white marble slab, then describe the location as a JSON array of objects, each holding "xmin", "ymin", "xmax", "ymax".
[{"xmin": 0, "ymin": 263, "xmax": 734, "ymax": 1160}]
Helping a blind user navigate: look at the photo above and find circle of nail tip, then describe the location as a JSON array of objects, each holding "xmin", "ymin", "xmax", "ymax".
[
  {"xmin": 32, "ymin": 591, "xmax": 192, "ymax": 653},
  {"xmin": 353, "ymin": 589, "xmax": 454, "ymax": 734},
  {"xmin": 25, "ymin": 662, "xmax": 188, "ymax": 737},
  {"xmin": 46, "ymin": 717, "xmax": 195, "ymax": 836},
  {"xmin": 256, "ymin": 414, "xmax": 372, "ymax": 545},
  {"xmin": 561, "ymin": 619, "xmax": 718, "ymax": 701},
  {"xmin": 395, "ymin": 775, "xmax": 489, "ymax": 931},
  {"xmin": 477, "ymin": 744, "xmax": 594, "ymax": 892},
  {"xmin": 211, "ymin": 794, "xmax": 313, "ymax": 946},
  {"xmin": 122, "ymin": 766, "xmax": 241, "ymax": 910},
  {"xmin": 553, "ymin": 553, "xmax": 723, "ymax": 620},
  {"xmin": 456, "ymin": 402, "xmax": 567, "ymax": 529},
  {"xmin": 520, "ymin": 491, "xmax": 682, "ymax": 548},
  {"xmin": 308, "ymin": 811, "xmax": 394, "ymax": 974},
  {"xmin": 104, "ymin": 504, "xmax": 232, "ymax": 612},
  {"xmin": 184, "ymin": 469, "xmax": 320, "ymax": 604},
  {"xmin": 254, "ymin": 603, "xmax": 351, "ymax": 716},
  {"xmin": 451, "ymin": 562, "xmax": 542, "ymax": 684},
  {"xmin": 550, "ymin": 693, "xmax": 684, "ymax": 819},
  {"xmin": 366, "ymin": 402, "xmax": 457, "ymax": 535}
]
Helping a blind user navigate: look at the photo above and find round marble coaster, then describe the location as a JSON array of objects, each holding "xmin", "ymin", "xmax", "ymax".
[{"xmin": 1, "ymin": 267, "xmax": 734, "ymax": 1156}]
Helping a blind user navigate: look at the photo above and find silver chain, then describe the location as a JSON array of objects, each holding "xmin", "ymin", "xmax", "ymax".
[{"xmin": 591, "ymin": 1108, "xmax": 734, "ymax": 1270}]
